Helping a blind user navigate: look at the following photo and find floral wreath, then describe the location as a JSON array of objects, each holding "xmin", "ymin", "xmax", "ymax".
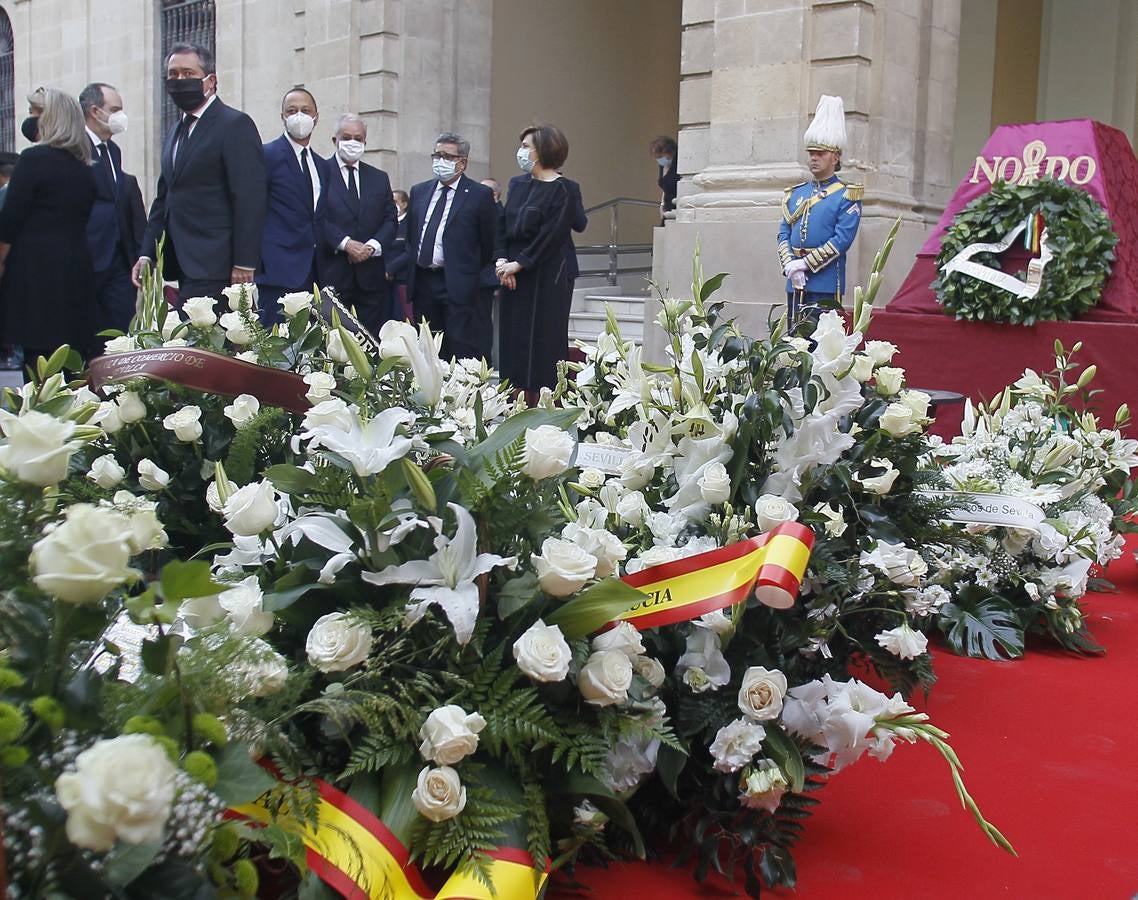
[{"xmin": 933, "ymin": 177, "xmax": 1117, "ymax": 326}]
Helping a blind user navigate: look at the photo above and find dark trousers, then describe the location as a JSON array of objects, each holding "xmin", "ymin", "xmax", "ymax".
[
  {"xmin": 413, "ymin": 266, "xmax": 491, "ymax": 362},
  {"xmin": 93, "ymin": 252, "xmax": 138, "ymax": 337},
  {"xmin": 336, "ymin": 283, "xmax": 389, "ymax": 338},
  {"xmin": 177, "ymin": 279, "xmax": 230, "ymax": 307},
  {"xmin": 787, "ymin": 290, "xmax": 840, "ymax": 324}
]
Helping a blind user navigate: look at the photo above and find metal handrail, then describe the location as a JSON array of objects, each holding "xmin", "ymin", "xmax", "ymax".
[{"xmin": 580, "ymin": 197, "xmax": 659, "ymax": 286}]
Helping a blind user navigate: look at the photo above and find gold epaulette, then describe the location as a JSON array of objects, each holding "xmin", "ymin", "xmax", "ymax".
[
  {"xmin": 843, "ymin": 182, "xmax": 864, "ymax": 201},
  {"xmin": 785, "ymin": 181, "xmax": 807, "ymax": 193}
]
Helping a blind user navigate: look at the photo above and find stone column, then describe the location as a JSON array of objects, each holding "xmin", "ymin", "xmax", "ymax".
[{"xmin": 647, "ymin": 0, "xmax": 961, "ymax": 358}]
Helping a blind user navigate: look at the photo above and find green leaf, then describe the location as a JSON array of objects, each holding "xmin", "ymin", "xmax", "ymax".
[
  {"xmin": 655, "ymin": 743, "xmax": 688, "ymax": 799},
  {"xmin": 545, "ymin": 577, "xmax": 645, "ymax": 640},
  {"xmin": 699, "ymin": 272, "xmax": 728, "ymax": 303},
  {"xmin": 591, "ymin": 795, "xmax": 646, "ymax": 859},
  {"xmin": 763, "ymin": 725, "xmax": 806, "ymax": 793},
  {"xmin": 213, "ymin": 743, "xmax": 278, "ymax": 806},
  {"xmin": 464, "ymin": 407, "xmax": 581, "ymax": 474},
  {"xmin": 104, "ymin": 839, "xmax": 163, "ymax": 888},
  {"xmin": 159, "ymin": 560, "xmax": 222, "ymax": 603},
  {"xmin": 759, "ymin": 844, "xmax": 797, "ymax": 888},
  {"xmin": 262, "ymin": 583, "xmax": 326, "ymax": 612},
  {"xmin": 497, "ymin": 572, "xmax": 541, "ymax": 619},
  {"xmin": 939, "ymin": 598, "xmax": 1025, "ymax": 660},
  {"xmin": 265, "ymin": 464, "xmax": 321, "ymax": 495},
  {"xmin": 141, "ymin": 634, "xmax": 173, "ymax": 676}
]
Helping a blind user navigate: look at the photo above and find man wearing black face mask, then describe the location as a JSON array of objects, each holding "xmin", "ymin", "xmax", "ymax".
[{"xmin": 134, "ymin": 42, "xmax": 266, "ymax": 305}]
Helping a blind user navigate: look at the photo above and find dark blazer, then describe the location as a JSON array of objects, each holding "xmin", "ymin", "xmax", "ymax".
[
  {"xmin": 140, "ymin": 97, "xmax": 266, "ymax": 280},
  {"xmin": 562, "ymin": 177, "xmax": 587, "ymax": 282},
  {"xmin": 258, "ymin": 134, "xmax": 329, "ymax": 289},
  {"xmin": 386, "ymin": 215, "xmax": 411, "ymax": 284},
  {"xmin": 317, "ymin": 159, "xmax": 398, "ymax": 292},
  {"xmin": 86, "ymin": 137, "xmax": 145, "ymax": 272},
  {"xmin": 406, "ymin": 174, "xmax": 496, "ymax": 307},
  {"xmin": 479, "ymin": 201, "xmax": 506, "ymax": 290},
  {"xmin": 0, "ymin": 145, "xmax": 96, "ymax": 349},
  {"xmin": 659, "ymin": 154, "xmax": 679, "ymax": 214}
]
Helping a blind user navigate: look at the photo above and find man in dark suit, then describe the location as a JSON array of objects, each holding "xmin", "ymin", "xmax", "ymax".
[
  {"xmin": 407, "ymin": 132, "xmax": 497, "ymax": 362},
  {"xmin": 133, "ymin": 42, "xmax": 266, "ymax": 304},
  {"xmin": 256, "ymin": 87, "xmax": 329, "ymax": 326},
  {"xmin": 315, "ymin": 114, "xmax": 398, "ymax": 336},
  {"xmin": 80, "ymin": 82, "xmax": 146, "ymax": 338},
  {"xmin": 386, "ymin": 190, "xmax": 413, "ymax": 321}
]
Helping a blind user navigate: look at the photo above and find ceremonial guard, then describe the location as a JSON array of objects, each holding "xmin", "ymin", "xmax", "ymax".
[{"xmin": 777, "ymin": 95, "xmax": 863, "ymax": 321}]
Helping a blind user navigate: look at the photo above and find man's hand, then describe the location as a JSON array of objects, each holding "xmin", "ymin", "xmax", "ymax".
[
  {"xmin": 230, "ymin": 266, "xmax": 255, "ymax": 284},
  {"xmin": 131, "ymin": 257, "xmax": 151, "ymax": 288},
  {"xmin": 345, "ymin": 240, "xmax": 373, "ymax": 264},
  {"xmin": 784, "ymin": 258, "xmax": 808, "ymax": 290}
]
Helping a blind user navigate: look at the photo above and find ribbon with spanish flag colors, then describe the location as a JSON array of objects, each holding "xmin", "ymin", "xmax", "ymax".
[
  {"xmin": 616, "ymin": 521, "xmax": 816, "ymax": 630},
  {"xmin": 234, "ymin": 523, "xmax": 814, "ymax": 898},
  {"xmin": 233, "ymin": 777, "xmax": 547, "ymax": 900}
]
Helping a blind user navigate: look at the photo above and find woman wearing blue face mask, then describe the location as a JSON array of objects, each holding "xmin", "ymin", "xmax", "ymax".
[
  {"xmin": 650, "ymin": 135, "xmax": 678, "ymax": 222},
  {"xmin": 495, "ymin": 124, "xmax": 575, "ymax": 398}
]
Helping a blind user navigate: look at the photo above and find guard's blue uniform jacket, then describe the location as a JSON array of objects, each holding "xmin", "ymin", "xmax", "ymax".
[{"xmin": 777, "ymin": 175, "xmax": 863, "ymax": 297}]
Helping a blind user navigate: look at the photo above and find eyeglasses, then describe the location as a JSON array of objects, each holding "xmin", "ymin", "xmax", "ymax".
[{"xmin": 431, "ymin": 152, "xmax": 465, "ymax": 162}]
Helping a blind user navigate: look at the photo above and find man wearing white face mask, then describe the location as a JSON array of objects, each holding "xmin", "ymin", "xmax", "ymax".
[
  {"xmin": 80, "ymin": 81, "xmax": 146, "ymax": 339},
  {"xmin": 315, "ymin": 113, "xmax": 398, "ymax": 335},
  {"xmin": 257, "ymin": 87, "xmax": 330, "ymax": 326}
]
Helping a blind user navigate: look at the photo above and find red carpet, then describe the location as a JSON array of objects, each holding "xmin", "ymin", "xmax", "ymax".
[{"xmin": 554, "ymin": 541, "xmax": 1138, "ymax": 899}]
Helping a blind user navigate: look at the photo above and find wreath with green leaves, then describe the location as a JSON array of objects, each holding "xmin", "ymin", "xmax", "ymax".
[{"xmin": 933, "ymin": 177, "xmax": 1117, "ymax": 326}]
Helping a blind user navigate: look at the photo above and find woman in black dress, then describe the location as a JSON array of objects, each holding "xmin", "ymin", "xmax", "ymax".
[
  {"xmin": 650, "ymin": 135, "xmax": 679, "ymax": 221},
  {"xmin": 495, "ymin": 124, "xmax": 575, "ymax": 395},
  {"xmin": 0, "ymin": 88, "xmax": 97, "ymax": 362}
]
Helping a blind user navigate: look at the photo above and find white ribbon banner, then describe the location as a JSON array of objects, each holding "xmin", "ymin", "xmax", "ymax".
[
  {"xmin": 940, "ymin": 222, "xmax": 1053, "ymax": 299},
  {"xmin": 916, "ymin": 490, "xmax": 1046, "ymax": 532},
  {"xmin": 573, "ymin": 443, "xmax": 633, "ymax": 475}
]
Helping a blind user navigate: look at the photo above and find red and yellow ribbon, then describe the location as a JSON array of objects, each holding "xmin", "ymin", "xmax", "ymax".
[
  {"xmin": 617, "ymin": 522, "xmax": 815, "ymax": 630},
  {"xmin": 233, "ymin": 778, "xmax": 546, "ymax": 900}
]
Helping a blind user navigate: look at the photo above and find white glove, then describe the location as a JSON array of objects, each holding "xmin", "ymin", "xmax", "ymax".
[
  {"xmin": 784, "ymin": 258, "xmax": 807, "ymax": 276},
  {"xmin": 791, "ymin": 268, "xmax": 807, "ymax": 290}
]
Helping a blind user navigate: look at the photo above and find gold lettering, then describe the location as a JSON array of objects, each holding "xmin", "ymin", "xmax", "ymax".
[
  {"xmin": 997, "ymin": 156, "xmax": 1023, "ymax": 183},
  {"xmin": 970, "ymin": 155, "xmax": 1000, "ymax": 184},
  {"xmin": 1044, "ymin": 155, "xmax": 1070, "ymax": 181},
  {"xmin": 1070, "ymin": 156, "xmax": 1096, "ymax": 184}
]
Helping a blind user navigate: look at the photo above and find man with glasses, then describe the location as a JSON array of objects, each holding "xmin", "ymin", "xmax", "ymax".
[{"xmin": 406, "ymin": 132, "xmax": 497, "ymax": 361}]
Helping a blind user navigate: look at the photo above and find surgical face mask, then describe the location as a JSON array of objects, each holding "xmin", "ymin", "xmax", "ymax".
[
  {"xmin": 656, "ymin": 156, "xmax": 672, "ymax": 168},
  {"xmin": 104, "ymin": 110, "xmax": 128, "ymax": 136},
  {"xmin": 166, "ymin": 77, "xmax": 210, "ymax": 113},
  {"xmin": 337, "ymin": 139, "xmax": 365, "ymax": 163},
  {"xmin": 516, "ymin": 146, "xmax": 535, "ymax": 174},
  {"xmin": 20, "ymin": 116, "xmax": 39, "ymax": 143},
  {"xmin": 284, "ymin": 112, "xmax": 315, "ymax": 141},
  {"xmin": 432, "ymin": 157, "xmax": 458, "ymax": 182}
]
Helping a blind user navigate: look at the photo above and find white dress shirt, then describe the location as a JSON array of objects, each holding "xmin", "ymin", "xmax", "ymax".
[
  {"xmin": 85, "ymin": 126, "xmax": 115, "ymax": 183},
  {"xmin": 336, "ymin": 155, "xmax": 381, "ymax": 256},
  {"xmin": 285, "ymin": 133, "xmax": 321, "ymax": 212},
  {"xmin": 422, "ymin": 178, "xmax": 458, "ymax": 267}
]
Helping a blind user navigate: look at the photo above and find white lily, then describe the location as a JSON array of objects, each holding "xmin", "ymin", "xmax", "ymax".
[
  {"xmin": 305, "ymin": 406, "xmax": 414, "ymax": 476},
  {"xmin": 362, "ymin": 503, "xmax": 515, "ymax": 644},
  {"xmin": 603, "ymin": 345, "xmax": 652, "ymax": 418}
]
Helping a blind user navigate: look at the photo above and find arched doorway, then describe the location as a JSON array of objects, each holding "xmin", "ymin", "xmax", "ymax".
[{"xmin": 0, "ymin": 8, "xmax": 14, "ymax": 153}]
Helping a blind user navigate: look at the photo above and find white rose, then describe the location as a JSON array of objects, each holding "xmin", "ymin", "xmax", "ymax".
[
  {"xmin": 222, "ymin": 283, "xmax": 258, "ymax": 311},
  {"xmin": 863, "ymin": 340, "xmax": 898, "ymax": 366},
  {"xmin": 590, "ymin": 621, "xmax": 645, "ymax": 657},
  {"xmin": 860, "ymin": 541, "xmax": 928, "ymax": 587},
  {"xmin": 874, "ymin": 366, "xmax": 904, "ymax": 396},
  {"xmin": 522, "ymin": 425, "xmax": 575, "ymax": 479},
  {"xmin": 737, "ymin": 666, "xmax": 788, "ymax": 721},
  {"xmin": 182, "ymin": 296, "xmax": 218, "ymax": 328},
  {"xmin": 222, "ymin": 480, "xmax": 279, "ymax": 536},
  {"xmin": 709, "ymin": 717, "xmax": 766, "ymax": 773},
  {"xmin": 93, "ymin": 402, "xmax": 124, "ymax": 435},
  {"xmin": 412, "ymin": 765, "xmax": 467, "ymax": 822},
  {"xmin": 30, "ymin": 504, "xmax": 136, "ymax": 603},
  {"xmin": 235, "ymin": 351, "xmax": 259, "ymax": 363},
  {"xmin": 513, "ymin": 620, "xmax": 572, "ymax": 682},
  {"xmin": 116, "ymin": 391, "xmax": 147, "ymax": 424},
  {"xmin": 0, "ymin": 410, "xmax": 80, "ymax": 486},
  {"xmin": 218, "ymin": 311, "xmax": 253, "ymax": 345},
  {"xmin": 178, "ymin": 594, "xmax": 223, "ymax": 629},
  {"xmin": 578, "ymin": 467, "xmax": 606, "ymax": 490},
  {"xmin": 162, "ymin": 405, "xmax": 203, "ymax": 442},
  {"xmin": 234, "ymin": 638, "xmax": 289, "ymax": 697},
  {"xmin": 615, "ymin": 491, "xmax": 650, "ymax": 527},
  {"xmin": 302, "ymin": 398, "xmax": 358, "ymax": 432},
  {"xmin": 754, "ymin": 494, "xmax": 800, "ymax": 532},
  {"xmin": 87, "ymin": 454, "xmax": 126, "ymax": 489},
  {"xmin": 813, "ymin": 501, "xmax": 847, "ymax": 538},
  {"xmin": 137, "ymin": 458, "xmax": 170, "ymax": 492},
  {"xmin": 577, "ymin": 649, "xmax": 633, "ymax": 707},
  {"xmin": 875, "ymin": 623, "xmax": 929, "ymax": 659},
  {"xmin": 633, "ymin": 655, "xmax": 666, "ymax": 688},
  {"xmin": 879, "ymin": 402, "xmax": 922, "ymax": 438},
  {"xmin": 562, "ymin": 522, "xmax": 626, "ymax": 578},
  {"xmin": 217, "ymin": 576, "xmax": 274, "ymax": 637},
  {"xmin": 103, "ymin": 335, "xmax": 138, "ymax": 354},
  {"xmin": 378, "ymin": 319, "xmax": 417, "ymax": 360},
  {"xmin": 223, "ymin": 394, "xmax": 260, "ymax": 429},
  {"xmin": 849, "ymin": 353, "xmax": 875, "ymax": 382},
  {"xmin": 532, "ymin": 537, "xmax": 597, "ymax": 597},
  {"xmin": 305, "ymin": 611, "xmax": 373, "ymax": 672},
  {"xmin": 854, "ymin": 458, "xmax": 900, "ymax": 495},
  {"xmin": 303, "ymin": 371, "xmax": 337, "ymax": 403},
  {"xmin": 418, "ymin": 705, "xmax": 487, "ymax": 765},
  {"xmin": 698, "ymin": 461, "xmax": 732, "ymax": 505},
  {"xmin": 54, "ymin": 734, "xmax": 176, "ymax": 851},
  {"xmin": 898, "ymin": 389, "xmax": 931, "ymax": 421},
  {"xmin": 279, "ymin": 291, "xmax": 313, "ymax": 317},
  {"xmin": 111, "ymin": 493, "xmax": 168, "ymax": 554}
]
